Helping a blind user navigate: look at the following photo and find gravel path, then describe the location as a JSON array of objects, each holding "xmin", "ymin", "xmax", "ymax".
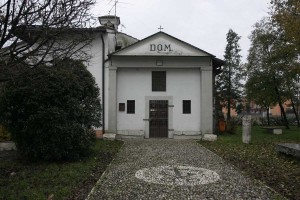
[{"xmin": 87, "ymin": 139, "xmax": 279, "ymax": 200}]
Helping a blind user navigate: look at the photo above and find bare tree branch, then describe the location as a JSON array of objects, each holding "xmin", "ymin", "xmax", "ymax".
[{"xmin": 0, "ymin": 0, "xmax": 97, "ymax": 71}]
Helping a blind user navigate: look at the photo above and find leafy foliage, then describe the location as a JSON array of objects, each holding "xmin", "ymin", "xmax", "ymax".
[
  {"xmin": 0, "ymin": 59, "xmax": 101, "ymax": 161},
  {"xmin": 246, "ymin": 17, "xmax": 299, "ymax": 128},
  {"xmin": 271, "ymin": 0, "xmax": 300, "ymax": 54}
]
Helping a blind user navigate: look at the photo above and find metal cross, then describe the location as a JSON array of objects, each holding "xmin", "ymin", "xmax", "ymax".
[{"xmin": 158, "ymin": 25, "xmax": 164, "ymax": 32}]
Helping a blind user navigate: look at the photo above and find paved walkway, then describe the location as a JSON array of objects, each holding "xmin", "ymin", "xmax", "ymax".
[{"xmin": 87, "ymin": 140, "xmax": 279, "ymax": 200}]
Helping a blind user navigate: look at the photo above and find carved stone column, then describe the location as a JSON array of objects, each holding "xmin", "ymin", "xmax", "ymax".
[{"xmin": 242, "ymin": 115, "xmax": 252, "ymax": 144}]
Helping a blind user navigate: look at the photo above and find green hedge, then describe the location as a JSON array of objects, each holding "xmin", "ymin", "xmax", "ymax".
[
  {"xmin": 0, "ymin": 59, "xmax": 101, "ymax": 161},
  {"xmin": 0, "ymin": 124, "xmax": 10, "ymax": 142}
]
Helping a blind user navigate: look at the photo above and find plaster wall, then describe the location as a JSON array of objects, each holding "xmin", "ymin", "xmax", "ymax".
[{"xmin": 116, "ymin": 68, "xmax": 201, "ymax": 134}]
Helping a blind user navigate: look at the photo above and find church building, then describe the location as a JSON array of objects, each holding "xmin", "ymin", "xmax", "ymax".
[
  {"xmin": 94, "ymin": 16, "xmax": 224, "ymax": 139},
  {"xmin": 15, "ymin": 15, "xmax": 224, "ymax": 139}
]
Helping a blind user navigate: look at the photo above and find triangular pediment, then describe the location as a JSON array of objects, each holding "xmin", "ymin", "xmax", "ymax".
[{"xmin": 112, "ymin": 32, "xmax": 213, "ymax": 57}]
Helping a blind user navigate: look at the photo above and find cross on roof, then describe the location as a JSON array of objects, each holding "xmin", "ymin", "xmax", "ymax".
[{"xmin": 158, "ymin": 25, "xmax": 164, "ymax": 32}]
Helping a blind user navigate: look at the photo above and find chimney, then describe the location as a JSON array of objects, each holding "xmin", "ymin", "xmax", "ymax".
[{"xmin": 98, "ymin": 15, "xmax": 120, "ymax": 31}]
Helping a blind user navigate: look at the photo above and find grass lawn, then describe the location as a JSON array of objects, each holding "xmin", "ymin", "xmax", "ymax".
[
  {"xmin": 199, "ymin": 126, "xmax": 300, "ymax": 200},
  {"xmin": 0, "ymin": 139, "xmax": 123, "ymax": 200}
]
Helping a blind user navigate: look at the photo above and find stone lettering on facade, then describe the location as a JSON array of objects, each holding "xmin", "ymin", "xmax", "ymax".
[
  {"xmin": 150, "ymin": 44, "xmax": 156, "ymax": 51},
  {"xmin": 150, "ymin": 44, "xmax": 173, "ymax": 52}
]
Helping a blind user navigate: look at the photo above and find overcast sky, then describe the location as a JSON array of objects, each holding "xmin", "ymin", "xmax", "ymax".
[{"xmin": 92, "ymin": 0, "xmax": 270, "ymax": 62}]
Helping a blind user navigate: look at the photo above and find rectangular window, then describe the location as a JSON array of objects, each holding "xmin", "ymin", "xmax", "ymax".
[
  {"xmin": 183, "ymin": 100, "xmax": 191, "ymax": 114},
  {"xmin": 152, "ymin": 71, "xmax": 166, "ymax": 91},
  {"xmin": 119, "ymin": 103, "xmax": 125, "ymax": 111},
  {"xmin": 127, "ymin": 100, "xmax": 135, "ymax": 114}
]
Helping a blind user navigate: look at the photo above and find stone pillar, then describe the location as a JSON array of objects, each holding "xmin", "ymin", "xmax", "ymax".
[
  {"xmin": 107, "ymin": 66, "xmax": 117, "ymax": 134},
  {"xmin": 242, "ymin": 115, "xmax": 251, "ymax": 144},
  {"xmin": 200, "ymin": 66, "xmax": 213, "ymax": 134}
]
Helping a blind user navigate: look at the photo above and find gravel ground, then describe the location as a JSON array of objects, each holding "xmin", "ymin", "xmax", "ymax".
[{"xmin": 87, "ymin": 139, "xmax": 280, "ymax": 200}]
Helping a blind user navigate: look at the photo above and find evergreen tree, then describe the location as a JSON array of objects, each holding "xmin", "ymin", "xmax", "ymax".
[{"xmin": 216, "ymin": 29, "xmax": 243, "ymax": 121}]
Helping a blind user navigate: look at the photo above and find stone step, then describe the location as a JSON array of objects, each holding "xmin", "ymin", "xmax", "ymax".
[
  {"xmin": 103, "ymin": 133, "xmax": 116, "ymax": 140},
  {"xmin": 202, "ymin": 134, "xmax": 217, "ymax": 141}
]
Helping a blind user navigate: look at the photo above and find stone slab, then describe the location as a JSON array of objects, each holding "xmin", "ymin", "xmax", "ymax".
[
  {"xmin": 276, "ymin": 143, "xmax": 300, "ymax": 159},
  {"xmin": 182, "ymin": 131, "xmax": 202, "ymax": 136},
  {"xmin": 173, "ymin": 135, "xmax": 202, "ymax": 140},
  {"xmin": 262, "ymin": 127, "xmax": 282, "ymax": 134},
  {"xmin": 117, "ymin": 130, "xmax": 144, "ymax": 136},
  {"xmin": 116, "ymin": 134, "xmax": 144, "ymax": 139},
  {"xmin": 103, "ymin": 133, "xmax": 116, "ymax": 140},
  {"xmin": 0, "ymin": 142, "xmax": 17, "ymax": 151},
  {"xmin": 202, "ymin": 134, "xmax": 217, "ymax": 141},
  {"xmin": 273, "ymin": 129, "xmax": 282, "ymax": 135}
]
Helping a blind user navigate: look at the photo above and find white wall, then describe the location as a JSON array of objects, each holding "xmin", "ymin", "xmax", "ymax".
[
  {"xmin": 117, "ymin": 68, "xmax": 201, "ymax": 132},
  {"xmin": 83, "ymin": 31, "xmax": 134, "ymax": 131}
]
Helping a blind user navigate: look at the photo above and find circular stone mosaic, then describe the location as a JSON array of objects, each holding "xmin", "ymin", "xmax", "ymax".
[{"xmin": 135, "ymin": 165, "xmax": 220, "ymax": 186}]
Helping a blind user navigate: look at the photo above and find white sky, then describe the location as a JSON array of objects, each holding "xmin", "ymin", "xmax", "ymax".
[{"xmin": 92, "ymin": 0, "xmax": 270, "ymax": 62}]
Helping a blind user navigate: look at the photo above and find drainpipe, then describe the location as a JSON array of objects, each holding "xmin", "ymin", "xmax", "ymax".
[{"xmin": 101, "ymin": 34, "xmax": 105, "ymax": 135}]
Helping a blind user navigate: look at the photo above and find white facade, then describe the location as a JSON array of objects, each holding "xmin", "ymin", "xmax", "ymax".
[
  {"xmin": 14, "ymin": 16, "xmax": 224, "ymax": 139},
  {"xmin": 103, "ymin": 31, "xmax": 223, "ymax": 139},
  {"xmin": 59, "ymin": 17, "xmax": 224, "ymax": 139},
  {"xmin": 117, "ymin": 68, "xmax": 201, "ymax": 134}
]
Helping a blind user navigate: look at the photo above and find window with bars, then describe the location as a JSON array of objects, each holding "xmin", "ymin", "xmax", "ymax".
[
  {"xmin": 183, "ymin": 100, "xmax": 191, "ymax": 114},
  {"xmin": 152, "ymin": 71, "xmax": 166, "ymax": 91},
  {"xmin": 127, "ymin": 100, "xmax": 135, "ymax": 114}
]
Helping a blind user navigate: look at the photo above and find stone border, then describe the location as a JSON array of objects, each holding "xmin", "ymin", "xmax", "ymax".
[
  {"xmin": 276, "ymin": 143, "xmax": 300, "ymax": 159},
  {"xmin": 0, "ymin": 142, "xmax": 16, "ymax": 151},
  {"xmin": 85, "ymin": 141, "xmax": 125, "ymax": 200}
]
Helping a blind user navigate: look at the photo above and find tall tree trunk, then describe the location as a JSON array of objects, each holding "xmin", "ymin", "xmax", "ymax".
[
  {"xmin": 290, "ymin": 98, "xmax": 300, "ymax": 127},
  {"xmin": 273, "ymin": 76, "xmax": 289, "ymax": 129},
  {"xmin": 227, "ymin": 68, "xmax": 231, "ymax": 121},
  {"xmin": 267, "ymin": 106, "xmax": 270, "ymax": 126},
  {"xmin": 227, "ymin": 99, "xmax": 231, "ymax": 121}
]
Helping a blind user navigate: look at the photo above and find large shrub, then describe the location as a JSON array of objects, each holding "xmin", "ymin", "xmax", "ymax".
[
  {"xmin": 0, "ymin": 124, "xmax": 10, "ymax": 142},
  {"xmin": 0, "ymin": 59, "xmax": 101, "ymax": 161}
]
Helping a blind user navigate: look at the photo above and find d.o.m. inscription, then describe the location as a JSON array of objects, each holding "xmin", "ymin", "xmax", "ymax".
[{"xmin": 150, "ymin": 44, "xmax": 173, "ymax": 52}]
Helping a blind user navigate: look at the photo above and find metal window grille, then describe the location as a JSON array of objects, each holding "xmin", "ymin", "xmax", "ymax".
[
  {"xmin": 127, "ymin": 100, "xmax": 135, "ymax": 114},
  {"xmin": 152, "ymin": 71, "xmax": 166, "ymax": 91},
  {"xmin": 183, "ymin": 100, "xmax": 191, "ymax": 114}
]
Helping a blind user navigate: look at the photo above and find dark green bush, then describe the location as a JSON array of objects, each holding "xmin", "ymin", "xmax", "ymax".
[
  {"xmin": 0, "ymin": 124, "xmax": 10, "ymax": 142},
  {"xmin": 0, "ymin": 59, "xmax": 101, "ymax": 161},
  {"xmin": 225, "ymin": 120, "xmax": 237, "ymax": 134}
]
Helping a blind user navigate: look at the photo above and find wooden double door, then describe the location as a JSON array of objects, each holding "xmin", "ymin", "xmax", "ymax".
[{"xmin": 149, "ymin": 100, "xmax": 168, "ymax": 138}]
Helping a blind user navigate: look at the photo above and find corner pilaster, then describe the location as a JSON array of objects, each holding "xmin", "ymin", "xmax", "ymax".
[
  {"xmin": 107, "ymin": 66, "xmax": 117, "ymax": 133},
  {"xmin": 200, "ymin": 66, "xmax": 213, "ymax": 134}
]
